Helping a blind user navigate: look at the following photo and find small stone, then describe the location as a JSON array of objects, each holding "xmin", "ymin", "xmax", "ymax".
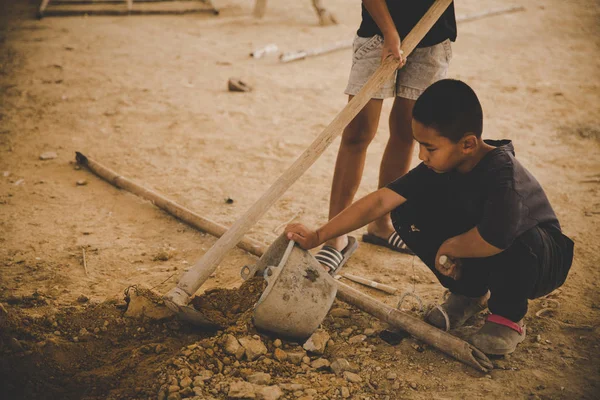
[
  {"xmin": 273, "ymin": 348, "xmax": 287, "ymax": 362},
  {"xmin": 348, "ymin": 334, "xmax": 366, "ymax": 345},
  {"xmin": 363, "ymin": 328, "xmax": 376, "ymax": 337},
  {"xmin": 280, "ymin": 383, "xmax": 305, "ymax": 391},
  {"xmin": 167, "ymin": 394, "xmax": 181, "ymax": 400},
  {"xmin": 343, "ymin": 371, "xmax": 362, "ymax": 383},
  {"xmin": 194, "ymin": 370, "xmax": 213, "ymax": 384},
  {"xmin": 287, "ymin": 352, "xmax": 306, "ymax": 365},
  {"xmin": 409, "ymin": 382, "xmax": 417, "ymax": 390},
  {"xmin": 340, "ymin": 328, "xmax": 353, "ymax": 338},
  {"xmin": 180, "ymin": 387, "xmax": 193, "ymax": 397},
  {"xmin": 76, "ymin": 294, "xmax": 89, "ymax": 303},
  {"xmin": 76, "ymin": 179, "xmax": 87, "ymax": 186},
  {"xmin": 341, "ymin": 387, "xmax": 350, "ymax": 398},
  {"xmin": 330, "ymin": 358, "xmax": 357, "ymax": 376},
  {"xmin": 168, "ymin": 385, "xmax": 181, "ymax": 393},
  {"xmin": 39, "ymin": 151, "xmax": 57, "ymax": 160},
  {"xmin": 224, "ymin": 334, "xmax": 242, "ymax": 355},
  {"xmin": 255, "ymin": 385, "xmax": 283, "ymax": 400},
  {"xmin": 180, "ymin": 377, "xmax": 192, "ymax": 388},
  {"xmin": 386, "ymin": 372, "xmax": 397, "ymax": 380},
  {"xmin": 330, "ymin": 308, "xmax": 351, "ymax": 318},
  {"xmin": 303, "ymin": 330, "xmax": 330, "ymax": 355},
  {"xmin": 228, "ymin": 381, "xmax": 256, "ymax": 398},
  {"xmin": 247, "ymin": 372, "xmax": 271, "ymax": 385},
  {"xmin": 302, "ymin": 356, "xmax": 311, "ymax": 364},
  {"xmin": 311, "ymin": 358, "xmax": 330, "ymax": 370},
  {"xmin": 536, "ymin": 335, "xmax": 542, "ymax": 343},
  {"xmin": 239, "ymin": 336, "xmax": 268, "ymax": 361},
  {"xmin": 392, "ymin": 382, "xmax": 400, "ymax": 390},
  {"xmin": 273, "ymin": 339, "xmax": 282, "ymax": 348}
]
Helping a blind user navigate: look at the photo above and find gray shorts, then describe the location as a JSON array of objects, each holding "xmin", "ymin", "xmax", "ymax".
[{"xmin": 345, "ymin": 35, "xmax": 452, "ymax": 100}]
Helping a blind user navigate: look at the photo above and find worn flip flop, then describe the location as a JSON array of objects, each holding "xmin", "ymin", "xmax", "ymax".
[
  {"xmin": 426, "ymin": 292, "xmax": 488, "ymax": 331},
  {"xmin": 470, "ymin": 314, "xmax": 526, "ymax": 355},
  {"xmin": 362, "ymin": 232, "xmax": 415, "ymax": 255},
  {"xmin": 314, "ymin": 236, "xmax": 358, "ymax": 276}
]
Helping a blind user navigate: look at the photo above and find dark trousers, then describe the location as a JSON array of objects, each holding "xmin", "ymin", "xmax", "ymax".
[{"xmin": 392, "ymin": 210, "xmax": 574, "ymax": 322}]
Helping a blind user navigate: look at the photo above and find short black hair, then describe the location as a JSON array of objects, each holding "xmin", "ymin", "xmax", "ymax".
[{"xmin": 412, "ymin": 79, "xmax": 483, "ymax": 142}]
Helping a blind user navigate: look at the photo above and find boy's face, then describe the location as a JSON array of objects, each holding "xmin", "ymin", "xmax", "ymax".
[{"xmin": 412, "ymin": 119, "xmax": 473, "ymax": 173}]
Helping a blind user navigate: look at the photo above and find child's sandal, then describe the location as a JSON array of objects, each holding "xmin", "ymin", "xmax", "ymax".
[{"xmin": 471, "ymin": 314, "xmax": 526, "ymax": 355}]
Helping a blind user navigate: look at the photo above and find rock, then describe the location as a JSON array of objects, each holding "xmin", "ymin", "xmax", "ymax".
[
  {"xmin": 330, "ymin": 358, "xmax": 357, "ymax": 376},
  {"xmin": 76, "ymin": 294, "xmax": 89, "ymax": 303},
  {"xmin": 386, "ymin": 372, "xmax": 397, "ymax": 380},
  {"xmin": 239, "ymin": 337, "xmax": 268, "ymax": 361},
  {"xmin": 255, "ymin": 385, "xmax": 283, "ymax": 400},
  {"xmin": 303, "ymin": 330, "xmax": 330, "ymax": 355},
  {"xmin": 167, "ymin": 394, "xmax": 181, "ymax": 400},
  {"xmin": 341, "ymin": 387, "xmax": 350, "ymax": 398},
  {"xmin": 311, "ymin": 358, "xmax": 330, "ymax": 370},
  {"xmin": 193, "ymin": 386, "xmax": 204, "ymax": 396},
  {"xmin": 273, "ymin": 339, "xmax": 282, "ymax": 348},
  {"xmin": 39, "ymin": 151, "xmax": 57, "ymax": 160},
  {"xmin": 180, "ymin": 387, "xmax": 193, "ymax": 397},
  {"xmin": 348, "ymin": 334, "xmax": 366, "ymax": 345},
  {"xmin": 273, "ymin": 348, "xmax": 287, "ymax": 362},
  {"xmin": 124, "ymin": 289, "xmax": 174, "ymax": 320},
  {"xmin": 180, "ymin": 377, "xmax": 192, "ymax": 388},
  {"xmin": 363, "ymin": 328, "xmax": 376, "ymax": 337},
  {"xmin": 305, "ymin": 389, "xmax": 317, "ymax": 396},
  {"xmin": 194, "ymin": 370, "xmax": 213, "ymax": 384},
  {"xmin": 343, "ymin": 371, "xmax": 362, "ymax": 383},
  {"xmin": 280, "ymin": 383, "xmax": 305, "ymax": 391},
  {"xmin": 247, "ymin": 372, "xmax": 271, "ymax": 385},
  {"xmin": 168, "ymin": 385, "xmax": 181, "ymax": 393},
  {"xmin": 302, "ymin": 356, "xmax": 311, "ymax": 365},
  {"xmin": 286, "ymin": 351, "xmax": 305, "ymax": 365},
  {"xmin": 76, "ymin": 179, "xmax": 87, "ymax": 186},
  {"xmin": 228, "ymin": 381, "xmax": 256, "ymax": 398},
  {"xmin": 330, "ymin": 308, "xmax": 351, "ymax": 318},
  {"xmin": 340, "ymin": 328, "xmax": 353, "ymax": 338},
  {"xmin": 409, "ymin": 382, "xmax": 417, "ymax": 390},
  {"xmin": 224, "ymin": 334, "xmax": 242, "ymax": 355},
  {"xmin": 228, "ymin": 78, "xmax": 252, "ymax": 93}
]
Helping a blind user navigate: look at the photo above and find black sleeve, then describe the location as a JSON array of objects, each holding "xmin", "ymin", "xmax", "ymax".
[
  {"xmin": 476, "ymin": 164, "xmax": 524, "ymax": 249},
  {"xmin": 386, "ymin": 163, "xmax": 432, "ymax": 200}
]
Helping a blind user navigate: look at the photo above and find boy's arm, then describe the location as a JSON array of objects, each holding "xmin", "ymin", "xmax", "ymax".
[
  {"xmin": 435, "ymin": 227, "xmax": 503, "ymax": 272},
  {"xmin": 362, "ymin": 0, "xmax": 406, "ymax": 64},
  {"xmin": 286, "ymin": 188, "xmax": 406, "ymax": 250}
]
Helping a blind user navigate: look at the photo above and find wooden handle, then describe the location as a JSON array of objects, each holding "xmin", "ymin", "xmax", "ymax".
[{"xmin": 167, "ymin": 0, "xmax": 454, "ymax": 304}]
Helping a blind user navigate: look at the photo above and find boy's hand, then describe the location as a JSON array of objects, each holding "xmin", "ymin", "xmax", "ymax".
[
  {"xmin": 285, "ymin": 223, "xmax": 321, "ymax": 250},
  {"xmin": 382, "ymin": 31, "xmax": 406, "ymax": 68},
  {"xmin": 435, "ymin": 243, "xmax": 462, "ymax": 280}
]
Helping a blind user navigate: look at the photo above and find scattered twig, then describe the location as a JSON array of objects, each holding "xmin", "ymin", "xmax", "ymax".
[
  {"xmin": 273, "ymin": 211, "xmax": 303, "ymax": 233},
  {"xmin": 81, "ymin": 247, "xmax": 89, "ymax": 276},
  {"xmin": 150, "ymin": 273, "xmax": 177, "ymax": 291}
]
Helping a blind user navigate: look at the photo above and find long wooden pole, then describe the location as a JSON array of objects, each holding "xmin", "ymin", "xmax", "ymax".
[
  {"xmin": 164, "ymin": 0, "xmax": 454, "ymax": 310},
  {"xmin": 75, "ymin": 152, "xmax": 266, "ymax": 258},
  {"xmin": 336, "ymin": 281, "xmax": 493, "ymax": 372}
]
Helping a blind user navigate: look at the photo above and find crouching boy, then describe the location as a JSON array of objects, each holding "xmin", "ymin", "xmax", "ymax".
[{"xmin": 285, "ymin": 79, "xmax": 574, "ymax": 355}]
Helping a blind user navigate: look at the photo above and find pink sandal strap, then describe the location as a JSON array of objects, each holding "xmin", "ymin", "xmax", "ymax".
[{"xmin": 487, "ymin": 314, "xmax": 524, "ymax": 335}]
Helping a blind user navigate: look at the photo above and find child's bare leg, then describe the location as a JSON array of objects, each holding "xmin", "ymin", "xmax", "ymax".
[
  {"xmin": 367, "ymin": 97, "xmax": 415, "ymax": 239},
  {"xmin": 325, "ymin": 96, "xmax": 384, "ymax": 251}
]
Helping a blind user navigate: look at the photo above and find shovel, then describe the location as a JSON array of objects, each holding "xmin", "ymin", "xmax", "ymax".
[{"xmin": 163, "ymin": 0, "xmax": 455, "ymax": 325}]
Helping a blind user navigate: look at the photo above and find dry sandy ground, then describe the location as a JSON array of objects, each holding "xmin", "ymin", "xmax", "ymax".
[{"xmin": 1, "ymin": 0, "xmax": 599, "ymax": 399}]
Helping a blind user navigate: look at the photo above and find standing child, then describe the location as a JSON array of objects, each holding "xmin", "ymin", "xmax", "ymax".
[
  {"xmin": 315, "ymin": 0, "xmax": 456, "ymax": 272},
  {"xmin": 286, "ymin": 79, "xmax": 574, "ymax": 355}
]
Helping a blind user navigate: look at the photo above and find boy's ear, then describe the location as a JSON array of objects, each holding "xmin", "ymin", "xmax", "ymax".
[{"xmin": 461, "ymin": 134, "xmax": 478, "ymax": 152}]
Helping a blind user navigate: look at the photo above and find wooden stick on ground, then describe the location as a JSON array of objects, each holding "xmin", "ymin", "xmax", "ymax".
[
  {"xmin": 82, "ymin": 247, "xmax": 89, "ymax": 276},
  {"xmin": 342, "ymin": 273, "xmax": 399, "ymax": 295},
  {"xmin": 75, "ymin": 152, "xmax": 266, "ymax": 258}
]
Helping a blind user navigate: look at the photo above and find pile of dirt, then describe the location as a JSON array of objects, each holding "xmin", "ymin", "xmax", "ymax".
[{"xmin": 190, "ymin": 277, "xmax": 266, "ymax": 328}]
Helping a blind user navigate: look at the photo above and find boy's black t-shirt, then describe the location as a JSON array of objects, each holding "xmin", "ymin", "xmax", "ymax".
[
  {"xmin": 386, "ymin": 140, "xmax": 561, "ymax": 250},
  {"xmin": 357, "ymin": 1, "xmax": 457, "ymax": 48}
]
